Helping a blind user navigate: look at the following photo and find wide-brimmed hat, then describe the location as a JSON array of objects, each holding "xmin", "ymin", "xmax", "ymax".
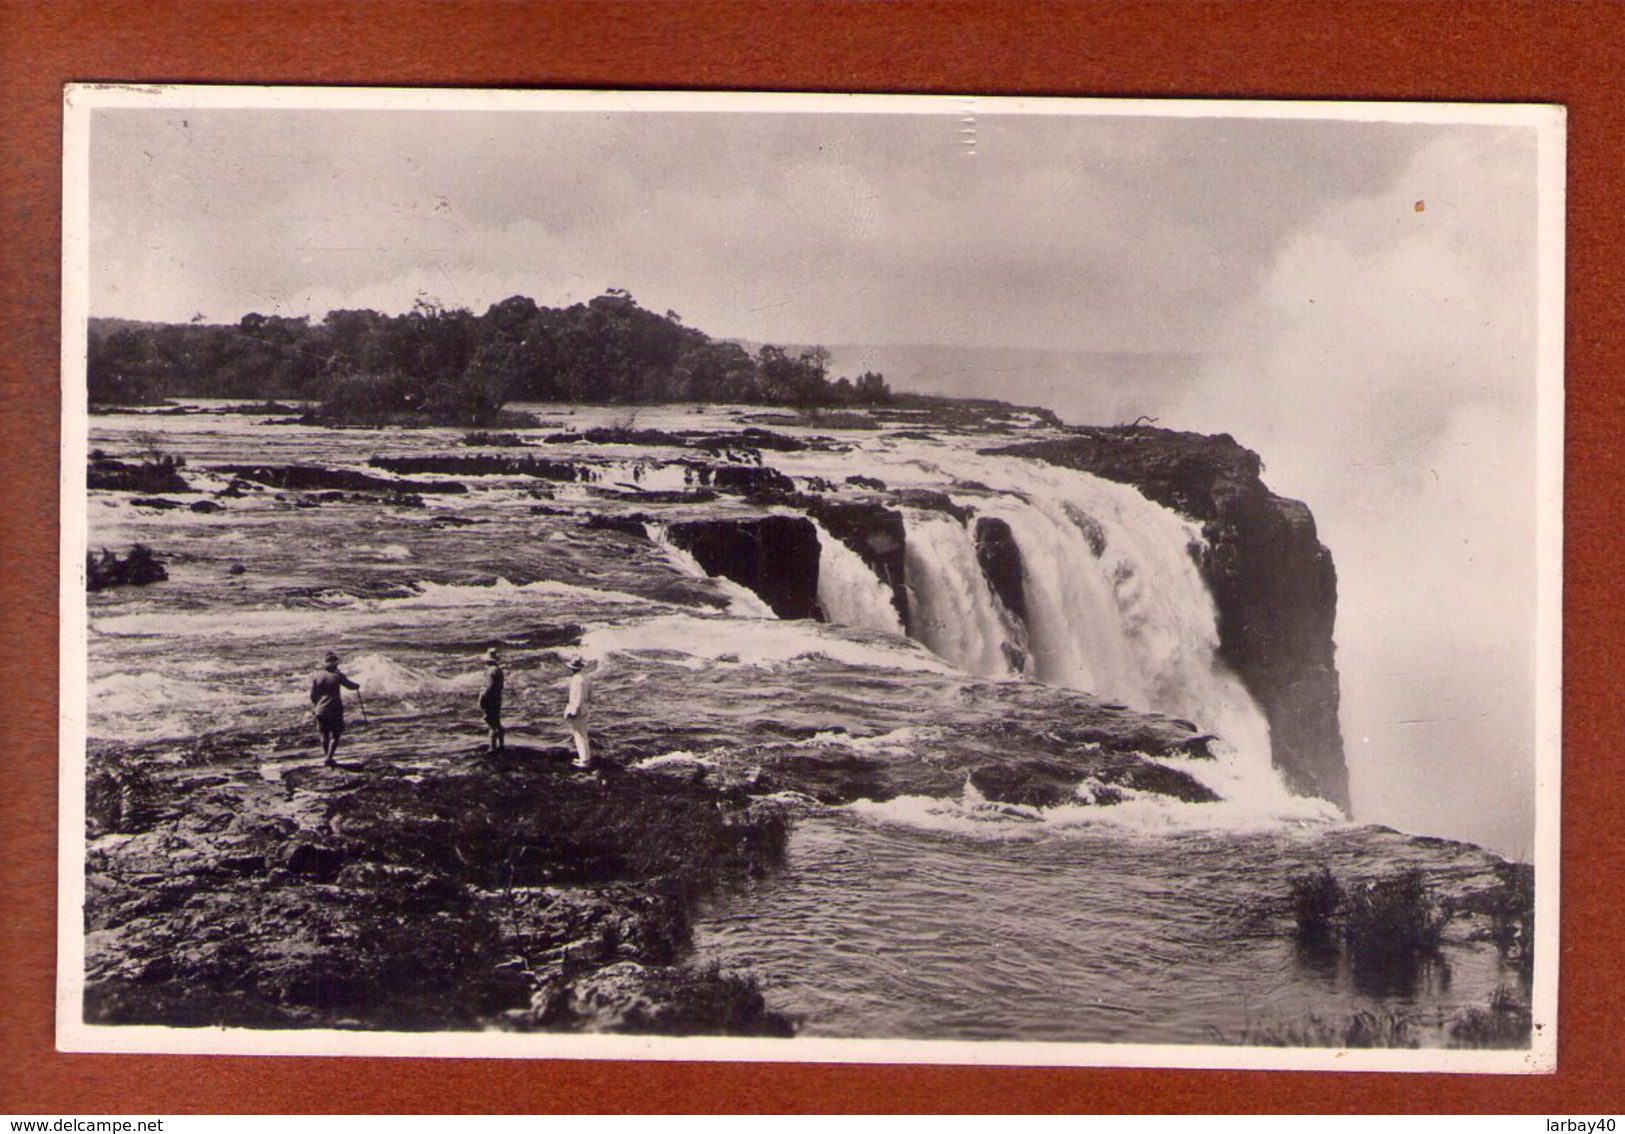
[
  {"xmin": 323, "ymin": 652, "xmax": 340, "ymax": 666},
  {"xmin": 569, "ymin": 657, "xmax": 586, "ymax": 671},
  {"xmin": 485, "ymin": 648, "xmax": 502, "ymax": 664}
]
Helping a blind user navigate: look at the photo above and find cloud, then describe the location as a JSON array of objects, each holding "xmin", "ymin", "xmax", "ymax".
[{"xmin": 89, "ymin": 106, "xmax": 1428, "ymax": 355}]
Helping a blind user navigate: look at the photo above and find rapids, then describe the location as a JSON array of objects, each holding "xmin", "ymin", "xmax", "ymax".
[{"xmin": 75, "ymin": 401, "xmax": 1531, "ymax": 1047}]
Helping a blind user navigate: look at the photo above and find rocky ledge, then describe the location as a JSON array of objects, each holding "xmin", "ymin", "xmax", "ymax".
[
  {"xmin": 84, "ymin": 739, "xmax": 795, "ymax": 1036},
  {"xmin": 82, "ymin": 668, "xmax": 1218, "ymax": 1035}
]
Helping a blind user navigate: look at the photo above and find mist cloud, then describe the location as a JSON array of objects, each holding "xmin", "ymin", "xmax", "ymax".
[{"xmin": 1164, "ymin": 127, "xmax": 1541, "ymax": 854}]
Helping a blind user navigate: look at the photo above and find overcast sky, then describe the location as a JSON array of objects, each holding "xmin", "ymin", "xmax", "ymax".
[
  {"xmin": 92, "ymin": 105, "xmax": 1456, "ymax": 351},
  {"xmin": 83, "ymin": 97, "xmax": 1555, "ymax": 854}
]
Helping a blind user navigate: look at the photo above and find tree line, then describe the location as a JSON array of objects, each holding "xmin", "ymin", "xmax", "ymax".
[{"xmin": 88, "ymin": 291, "xmax": 891, "ymax": 424}]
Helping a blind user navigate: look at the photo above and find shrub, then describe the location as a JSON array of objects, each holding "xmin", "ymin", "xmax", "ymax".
[
  {"xmin": 1288, "ymin": 865, "xmax": 1344, "ymax": 938},
  {"xmin": 1342, "ymin": 868, "xmax": 1448, "ymax": 960},
  {"xmin": 1487, "ymin": 862, "xmax": 1535, "ymax": 971},
  {"xmin": 85, "ymin": 752, "xmax": 159, "ymax": 836},
  {"xmin": 314, "ymin": 371, "xmax": 418, "ymax": 423},
  {"xmin": 1342, "ymin": 1009, "xmax": 1420, "ymax": 1049},
  {"xmin": 130, "ymin": 431, "xmax": 171, "ymax": 462},
  {"xmin": 1214, "ymin": 993, "xmax": 1535, "ymax": 1050}
]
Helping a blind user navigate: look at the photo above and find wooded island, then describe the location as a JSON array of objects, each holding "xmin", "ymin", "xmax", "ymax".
[{"xmin": 89, "ymin": 290, "xmax": 892, "ymax": 425}]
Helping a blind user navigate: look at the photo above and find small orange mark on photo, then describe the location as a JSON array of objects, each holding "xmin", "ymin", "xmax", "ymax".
[{"xmin": 1415, "ymin": 199, "xmax": 1426, "ymax": 213}]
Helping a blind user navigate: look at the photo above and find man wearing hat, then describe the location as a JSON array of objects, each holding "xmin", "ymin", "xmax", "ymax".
[
  {"xmin": 564, "ymin": 656, "xmax": 594, "ymax": 769},
  {"xmin": 310, "ymin": 651, "xmax": 361, "ymax": 767},
  {"xmin": 479, "ymin": 647, "xmax": 506, "ymax": 753}
]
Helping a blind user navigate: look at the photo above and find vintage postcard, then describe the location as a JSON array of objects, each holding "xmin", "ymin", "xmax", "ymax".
[{"xmin": 58, "ymin": 86, "xmax": 1563, "ymax": 1071}]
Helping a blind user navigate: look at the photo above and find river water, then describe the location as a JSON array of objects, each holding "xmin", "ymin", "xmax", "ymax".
[
  {"xmin": 77, "ymin": 401, "xmax": 1530, "ymax": 1048},
  {"xmin": 693, "ymin": 815, "xmax": 1511, "ymax": 1045}
]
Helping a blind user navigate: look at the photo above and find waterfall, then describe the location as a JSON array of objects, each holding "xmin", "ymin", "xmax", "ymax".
[
  {"xmin": 979, "ymin": 470, "xmax": 1269, "ymax": 752},
  {"xmin": 813, "ymin": 520, "xmax": 906, "ymax": 636},
  {"xmin": 874, "ymin": 452, "xmax": 1290, "ymax": 806},
  {"xmin": 901, "ymin": 510, "xmax": 1024, "ymax": 678},
  {"xmin": 651, "ymin": 439, "xmax": 1288, "ymax": 802}
]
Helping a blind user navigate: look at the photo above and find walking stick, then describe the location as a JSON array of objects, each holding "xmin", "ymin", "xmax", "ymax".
[{"xmin": 355, "ymin": 688, "xmax": 370, "ymax": 724}]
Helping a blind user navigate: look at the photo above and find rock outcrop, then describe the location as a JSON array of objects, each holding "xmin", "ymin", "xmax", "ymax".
[
  {"xmin": 86, "ymin": 544, "xmax": 168, "ymax": 592},
  {"xmin": 213, "ymin": 464, "xmax": 469, "ymax": 494},
  {"xmin": 993, "ymin": 426, "xmax": 1349, "ymax": 812},
  {"xmin": 972, "ymin": 516, "xmax": 1028, "ymax": 626},
  {"xmin": 87, "ymin": 455, "xmax": 190, "ymax": 494},
  {"xmin": 663, "ymin": 516, "xmax": 821, "ymax": 619},
  {"xmin": 368, "ymin": 454, "xmax": 586, "ymax": 481},
  {"xmin": 693, "ymin": 464, "xmax": 797, "ymax": 497},
  {"xmin": 82, "ymin": 744, "xmax": 794, "ymax": 1035}
]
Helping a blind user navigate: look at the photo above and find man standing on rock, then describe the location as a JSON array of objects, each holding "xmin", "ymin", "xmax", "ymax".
[
  {"xmin": 480, "ymin": 647, "xmax": 506, "ymax": 753},
  {"xmin": 310, "ymin": 651, "xmax": 361, "ymax": 768},
  {"xmin": 564, "ymin": 656, "xmax": 594, "ymax": 769}
]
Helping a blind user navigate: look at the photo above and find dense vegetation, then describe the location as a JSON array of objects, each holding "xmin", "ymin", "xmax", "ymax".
[
  {"xmin": 1287, "ymin": 865, "xmax": 1450, "ymax": 963},
  {"xmin": 88, "ymin": 291, "xmax": 891, "ymax": 424},
  {"xmin": 1271, "ymin": 864, "xmax": 1535, "ymax": 1048}
]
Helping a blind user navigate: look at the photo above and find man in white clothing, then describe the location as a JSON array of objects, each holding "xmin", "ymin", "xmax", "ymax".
[{"xmin": 564, "ymin": 657, "xmax": 594, "ymax": 768}]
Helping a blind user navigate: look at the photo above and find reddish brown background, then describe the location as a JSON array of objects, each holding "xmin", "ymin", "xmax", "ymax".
[{"xmin": 2, "ymin": 0, "xmax": 1620, "ymax": 1114}]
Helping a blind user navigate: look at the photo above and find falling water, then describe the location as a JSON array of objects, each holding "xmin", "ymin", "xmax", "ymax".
[
  {"xmin": 962, "ymin": 460, "xmax": 1266, "ymax": 739},
  {"xmin": 901, "ymin": 510, "xmax": 1022, "ymax": 678},
  {"xmin": 869, "ymin": 451, "xmax": 1290, "ymax": 808},
  {"xmin": 812, "ymin": 520, "xmax": 906, "ymax": 636}
]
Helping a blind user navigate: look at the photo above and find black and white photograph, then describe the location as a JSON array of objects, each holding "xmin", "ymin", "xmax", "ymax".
[{"xmin": 58, "ymin": 87, "xmax": 1562, "ymax": 1070}]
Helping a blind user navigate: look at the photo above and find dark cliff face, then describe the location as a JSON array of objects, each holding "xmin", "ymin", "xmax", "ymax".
[
  {"xmin": 972, "ymin": 516, "xmax": 1028, "ymax": 626},
  {"xmin": 664, "ymin": 516, "xmax": 822, "ymax": 620},
  {"xmin": 992, "ymin": 426, "xmax": 1350, "ymax": 813}
]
